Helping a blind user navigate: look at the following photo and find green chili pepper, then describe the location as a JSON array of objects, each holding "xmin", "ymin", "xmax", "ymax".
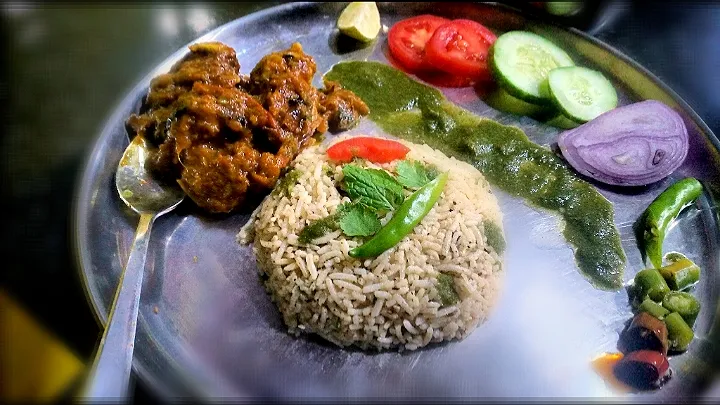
[
  {"xmin": 633, "ymin": 268, "xmax": 670, "ymax": 304},
  {"xmin": 662, "ymin": 291, "xmax": 701, "ymax": 327},
  {"xmin": 638, "ymin": 298, "xmax": 670, "ymax": 320},
  {"xmin": 658, "ymin": 255, "xmax": 701, "ymax": 291},
  {"xmin": 640, "ymin": 178, "xmax": 703, "ymax": 269},
  {"xmin": 349, "ymin": 172, "xmax": 448, "ymax": 258},
  {"xmin": 664, "ymin": 312, "xmax": 694, "ymax": 352}
]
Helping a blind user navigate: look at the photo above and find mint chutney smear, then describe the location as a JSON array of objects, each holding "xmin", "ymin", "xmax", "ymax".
[{"xmin": 325, "ymin": 61, "xmax": 626, "ymax": 291}]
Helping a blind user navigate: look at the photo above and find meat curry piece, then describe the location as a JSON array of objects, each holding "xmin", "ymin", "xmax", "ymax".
[{"xmin": 126, "ymin": 42, "xmax": 368, "ymax": 213}]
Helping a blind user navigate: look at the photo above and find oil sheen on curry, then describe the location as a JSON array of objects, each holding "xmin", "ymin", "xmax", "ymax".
[
  {"xmin": 126, "ymin": 42, "xmax": 368, "ymax": 213},
  {"xmin": 325, "ymin": 61, "xmax": 626, "ymax": 291}
]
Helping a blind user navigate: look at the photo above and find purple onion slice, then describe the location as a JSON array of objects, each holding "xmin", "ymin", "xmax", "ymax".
[{"xmin": 557, "ymin": 100, "xmax": 689, "ymax": 186}]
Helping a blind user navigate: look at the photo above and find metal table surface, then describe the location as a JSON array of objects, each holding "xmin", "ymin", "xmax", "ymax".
[{"xmin": 1, "ymin": 1, "xmax": 718, "ymax": 401}]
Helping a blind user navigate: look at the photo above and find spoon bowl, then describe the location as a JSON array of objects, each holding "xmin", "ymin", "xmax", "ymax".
[{"xmin": 82, "ymin": 135, "xmax": 184, "ymax": 400}]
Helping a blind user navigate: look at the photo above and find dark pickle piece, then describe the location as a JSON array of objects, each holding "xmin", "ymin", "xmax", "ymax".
[
  {"xmin": 619, "ymin": 312, "xmax": 669, "ymax": 355},
  {"xmin": 613, "ymin": 350, "xmax": 671, "ymax": 391}
]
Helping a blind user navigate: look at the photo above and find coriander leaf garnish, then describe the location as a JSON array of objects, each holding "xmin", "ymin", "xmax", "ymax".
[
  {"xmin": 338, "ymin": 203, "xmax": 381, "ymax": 237},
  {"xmin": 341, "ymin": 164, "xmax": 404, "ymax": 212},
  {"xmin": 396, "ymin": 160, "xmax": 438, "ymax": 189}
]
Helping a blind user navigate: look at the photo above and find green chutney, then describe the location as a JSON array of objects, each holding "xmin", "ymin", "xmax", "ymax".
[{"xmin": 325, "ymin": 61, "xmax": 626, "ymax": 291}]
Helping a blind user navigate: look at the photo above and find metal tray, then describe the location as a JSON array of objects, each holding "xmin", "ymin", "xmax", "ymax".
[{"xmin": 73, "ymin": 2, "xmax": 720, "ymax": 400}]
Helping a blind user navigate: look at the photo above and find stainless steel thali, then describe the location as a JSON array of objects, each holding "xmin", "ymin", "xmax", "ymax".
[{"xmin": 73, "ymin": 2, "xmax": 720, "ymax": 400}]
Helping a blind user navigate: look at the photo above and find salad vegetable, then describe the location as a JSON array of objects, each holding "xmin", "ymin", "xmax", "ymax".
[
  {"xmin": 489, "ymin": 30, "xmax": 574, "ymax": 103},
  {"xmin": 546, "ymin": 66, "xmax": 617, "ymax": 123},
  {"xmin": 327, "ymin": 137, "xmax": 410, "ymax": 163},
  {"xmin": 424, "ymin": 19, "xmax": 497, "ymax": 81},
  {"xmin": 664, "ymin": 312, "xmax": 694, "ymax": 352},
  {"xmin": 387, "ymin": 15, "xmax": 450, "ymax": 72},
  {"xmin": 662, "ymin": 292, "xmax": 700, "ymax": 327},
  {"xmin": 658, "ymin": 254, "xmax": 701, "ymax": 291},
  {"xmin": 639, "ymin": 177, "xmax": 703, "ymax": 268},
  {"xmin": 557, "ymin": 101, "xmax": 690, "ymax": 186},
  {"xmin": 632, "ymin": 268, "xmax": 670, "ymax": 304},
  {"xmin": 638, "ymin": 298, "xmax": 670, "ymax": 320}
]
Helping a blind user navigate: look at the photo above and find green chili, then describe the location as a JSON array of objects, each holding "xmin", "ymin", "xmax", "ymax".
[
  {"xmin": 640, "ymin": 178, "xmax": 703, "ymax": 269},
  {"xmin": 349, "ymin": 172, "xmax": 448, "ymax": 258},
  {"xmin": 664, "ymin": 312, "xmax": 694, "ymax": 352},
  {"xmin": 662, "ymin": 291, "xmax": 701, "ymax": 327},
  {"xmin": 633, "ymin": 268, "xmax": 670, "ymax": 304},
  {"xmin": 638, "ymin": 298, "xmax": 670, "ymax": 320},
  {"xmin": 658, "ymin": 255, "xmax": 701, "ymax": 291}
]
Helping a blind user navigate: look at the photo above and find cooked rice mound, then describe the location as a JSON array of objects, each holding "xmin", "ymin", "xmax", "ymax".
[{"xmin": 238, "ymin": 135, "xmax": 505, "ymax": 351}]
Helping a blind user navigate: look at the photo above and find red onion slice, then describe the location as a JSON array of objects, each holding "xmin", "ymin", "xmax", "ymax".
[{"xmin": 557, "ymin": 100, "xmax": 689, "ymax": 186}]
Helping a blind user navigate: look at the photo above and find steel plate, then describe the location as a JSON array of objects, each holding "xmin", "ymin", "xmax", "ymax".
[{"xmin": 73, "ymin": 2, "xmax": 720, "ymax": 400}]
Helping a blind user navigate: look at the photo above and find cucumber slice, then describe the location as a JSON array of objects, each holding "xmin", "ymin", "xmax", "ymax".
[
  {"xmin": 490, "ymin": 31, "xmax": 574, "ymax": 104},
  {"xmin": 547, "ymin": 66, "xmax": 618, "ymax": 122}
]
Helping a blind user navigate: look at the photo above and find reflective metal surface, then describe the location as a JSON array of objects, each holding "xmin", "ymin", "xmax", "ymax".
[{"xmin": 73, "ymin": 2, "xmax": 720, "ymax": 400}]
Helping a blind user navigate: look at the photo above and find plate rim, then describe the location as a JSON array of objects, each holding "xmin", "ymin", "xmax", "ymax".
[{"xmin": 70, "ymin": 1, "xmax": 720, "ymax": 399}]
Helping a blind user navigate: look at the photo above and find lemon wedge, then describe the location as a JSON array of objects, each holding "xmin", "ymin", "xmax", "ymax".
[{"xmin": 337, "ymin": 2, "xmax": 381, "ymax": 42}]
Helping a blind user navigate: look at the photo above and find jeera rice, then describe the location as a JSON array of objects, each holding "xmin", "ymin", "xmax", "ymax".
[{"xmin": 238, "ymin": 135, "xmax": 506, "ymax": 351}]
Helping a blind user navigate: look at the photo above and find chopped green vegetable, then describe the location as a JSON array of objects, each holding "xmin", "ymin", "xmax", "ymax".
[
  {"xmin": 341, "ymin": 164, "xmax": 405, "ymax": 212},
  {"xmin": 436, "ymin": 273, "xmax": 460, "ymax": 306},
  {"xmin": 298, "ymin": 215, "xmax": 340, "ymax": 244},
  {"xmin": 662, "ymin": 291, "xmax": 700, "ymax": 327},
  {"xmin": 274, "ymin": 169, "xmax": 302, "ymax": 197},
  {"xmin": 638, "ymin": 298, "xmax": 670, "ymax": 320},
  {"xmin": 632, "ymin": 268, "xmax": 670, "ymax": 304},
  {"xmin": 658, "ymin": 255, "xmax": 701, "ymax": 291},
  {"xmin": 483, "ymin": 219, "xmax": 505, "ymax": 255},
  {"xmin": 396, "ymin": 160, "xmax": 438, "ymax": 189},
  {"xmin": 665, "ymin": 312, "xmax": 694, "ymax": 352},
  {"xmin": 338, "ymin": 203, "xmax": 382, "ymax": 237}
]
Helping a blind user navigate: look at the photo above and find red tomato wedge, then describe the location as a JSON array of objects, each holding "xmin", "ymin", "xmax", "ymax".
[
  {"xmin": 425, "ymin": 19, "xmax": 497, "ymax": 80},
  {"xmin": 327, "ymin": 137, "xmax": 410, "ymax": 164},
  {"xmin": 387, "ymin": 15, "xmax": 450, "ymax": 72}
]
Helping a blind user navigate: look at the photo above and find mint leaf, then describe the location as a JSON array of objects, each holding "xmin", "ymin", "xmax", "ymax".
[
  {"xmin": 341, "ymin": 164, "xmax": 404, "ymax": 211},
  {"xmin": 436, "ymin": 273, "xmax": 460, "ymax": 306},
  {"xmin": 396, "ymin": 160, "xmax": 438, "ymax": 189},
  {"xmin": 338, "ymin": 203, "xmax": 381, "ymax": 237}
]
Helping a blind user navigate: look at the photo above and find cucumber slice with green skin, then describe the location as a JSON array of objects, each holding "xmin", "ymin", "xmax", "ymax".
[
  {"xmin": 547, "ymin": 66, "xmax": 618, "ymax": 122},
  {"xmin": 490, "ymin": 31, "xmax": 574, "ymax": 104}
]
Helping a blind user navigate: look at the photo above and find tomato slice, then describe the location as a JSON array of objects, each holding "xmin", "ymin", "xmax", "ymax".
[
  {"xmin": 387, "ymin": 15, "xmax": 450, "ymax": 72},
  {"xmin": 425, "ymin": 19, "xmax": 497, "ymax": 80},
  {"xmin": 416, "ymin": 71, "xmax": 475, "ymax": 88},
  {"xmin": 327, "ymin": 137, "xmax": 410, "ymax": 164}
]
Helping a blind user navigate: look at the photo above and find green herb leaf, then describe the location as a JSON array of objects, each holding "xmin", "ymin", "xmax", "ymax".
[
  {"xmin": 483, "ymin": 219, "xmax": 506, "ymax": 255},
  {"xmin": 341, "ymin": 164, "xmax": 404, "ymax": 211},
  {"xmin": 274, "ymin": 169, "xmax": 302, "ymax": 198},
  {"xmin": 298, "ymin": 215, "xmax": 340, "ymax": 244},
  {"xmin": 436, "ymin": 273, "xmax": 460, "ymax": 306},
  {"xmin": 396, "ymin": 160, "xmax": 438, "ymax": 189},
  {"xmin": 338, "ymin": 203, "xmax": 381, "ymax": 237}
]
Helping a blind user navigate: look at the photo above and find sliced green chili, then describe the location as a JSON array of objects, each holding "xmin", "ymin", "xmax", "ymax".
[
  {"xmin": 349, "ymin": 172, "xmax": 448, "ymax": 258},
  {"xmin": 664, "ymin": 312, "xmax": 694, "ymax": 352},
  {"xmin": 658, "ymin": 256, "xmax": 701, "ymax": 291},
  {"xmin": 662, "ymin": 291, "xmax": 701, "ymax": 327},
  {"xmin": 638, "ymin": 298, "xmax": 670, "ymax": 320},
  {"xmin": 640, "ymin": 178, "xmax": 703, "ymax": 269},
  {"xmin": 633, "ymin": 268, "xmax": 670, "ymax": 304}
]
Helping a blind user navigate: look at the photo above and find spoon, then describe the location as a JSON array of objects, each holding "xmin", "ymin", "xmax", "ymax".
[{"xmin": 82, "ymin": 135, "xmax": 185, "ymax": 399}]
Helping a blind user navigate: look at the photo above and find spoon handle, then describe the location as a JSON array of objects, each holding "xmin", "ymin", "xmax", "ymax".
[{"xmin": 81, "ymin": 213, "xmax": 155, "ymax": 400}]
